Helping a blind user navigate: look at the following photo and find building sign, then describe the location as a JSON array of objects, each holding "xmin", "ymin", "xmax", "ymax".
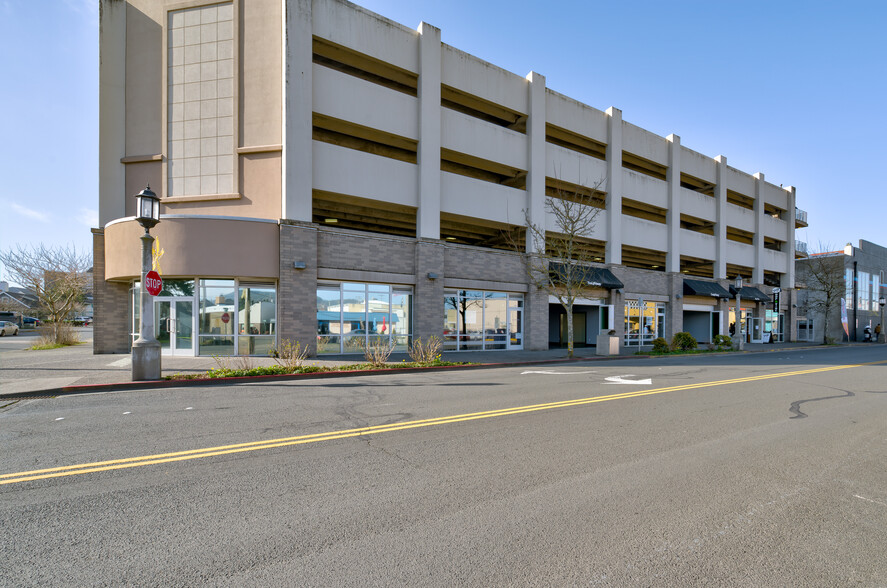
[
  {"xmin": 841, "ymin": 298, "xmax": 849, "ymax": 337},
  {"xmin": 145, "ymin": 271, "xmax": 163, "ymax": 296},
  {"xmin": 772, "ymin": 287, "xmax": 780, "ymax": 312}
]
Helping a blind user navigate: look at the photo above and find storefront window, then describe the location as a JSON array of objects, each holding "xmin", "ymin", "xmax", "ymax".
[
  {"xmin": 237, "ymin": 284, "xmax": 276, "ymax": 356},
  {"xmin": 443, "ymin": 290, "xmax": 522, "ymax": 351},
  {"xmin": 624, "ymin": 300, "xmax": 665, "ymax": 346},
  {"xmin": 199, "ymin": 279, "xmax": 236, "ymax": 355},
  {"xmin": 316, "ymin": 283, "xmax": 412, "ymax": 354}
]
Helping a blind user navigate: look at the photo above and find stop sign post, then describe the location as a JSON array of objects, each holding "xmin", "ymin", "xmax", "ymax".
[{"xmin": 145, "ymin": 270, "xmax": 163, "ymax": 296}]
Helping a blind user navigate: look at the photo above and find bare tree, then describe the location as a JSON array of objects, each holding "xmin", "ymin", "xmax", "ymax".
[
  {"xmin": 0, "ymin": 244, "xmax": 92, "ymax": 344},
  {"xmin": 516, "ymin": 178, "xmax": 606, "ymax": 358},
  {"xmin": 796, "ymin": 243, "xmax": 846, "ymax": 344}
]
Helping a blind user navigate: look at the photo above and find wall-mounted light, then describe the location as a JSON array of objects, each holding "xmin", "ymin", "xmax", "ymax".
[
  {"xmin": 427, "ymin": 272, "xmax": 439, "ymax": 280},
  {"xmin": 675, "ymin": 294, "xmax": 682, "ymax": 299},
  {"xmin": 324, "ymin": 218, "xmax": 337, "ymax": 224},
  {"xmin": 293, "ymin": 261, "xmax": 306, "ymax": 270}
]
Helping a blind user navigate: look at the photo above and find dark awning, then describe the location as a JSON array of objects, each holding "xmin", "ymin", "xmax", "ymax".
[
  {"xmin": 549, "ymin": 263, "xmax": 624, "ymax": 289},
  {"xmin": 683, "ymin": 279, "xmax": 732, "ymax": 299},
  {"xmin": 728, "ymin": 286, "xmax": 771, "ymax": 302}
]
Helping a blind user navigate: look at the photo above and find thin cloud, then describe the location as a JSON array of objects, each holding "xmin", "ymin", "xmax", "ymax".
[
  {"xmin": 78, "ymin": 208, "xmax": 99, "ymax": 228},
  {"xmin": 11, "ymin": 203, "xmax": 49, "ymax": 223}
]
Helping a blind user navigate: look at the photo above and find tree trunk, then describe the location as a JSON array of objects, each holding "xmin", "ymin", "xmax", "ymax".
[{"xmin": 566, "ymin": 307, "xmax": 574, "ymax": 359}]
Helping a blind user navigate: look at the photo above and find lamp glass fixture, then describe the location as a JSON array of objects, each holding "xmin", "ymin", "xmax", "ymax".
[{"xmin": 135, "ymin": 185, "xmax": 160, "ymax": 230}]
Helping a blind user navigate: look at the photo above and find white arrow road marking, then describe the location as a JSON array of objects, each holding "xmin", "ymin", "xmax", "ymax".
[
  {"xmin": 604, "ymin": 375, "xmax": 652, "ymax": 385},
  {"xmin": 107, "ymin": 357, "xmax": 131, "ymax": 367},
  {"xmin": 521, "ymin": 370, "xmax": 597, "ymax": 375}
]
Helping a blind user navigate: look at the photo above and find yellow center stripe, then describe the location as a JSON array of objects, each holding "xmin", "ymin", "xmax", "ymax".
[{"xmin": 1, "ymin": 361, "xmax": 879, "ymax": 486}]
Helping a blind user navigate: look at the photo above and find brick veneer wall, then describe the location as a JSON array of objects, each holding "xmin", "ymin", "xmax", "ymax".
[
  {"xmin": 92, "ymin": 229, "xmax": 133, "ymax": 354},
  {"xmin": 279, "ymin": 222, "xmax": 319, "ymax": 353},
  {"xmin": 443, "ymin": 245, "xmax": 526, "ymax": 283},
  {"xmin": 414, "ymin": 239, "xmax": 445, "ymax": 339},
  {"xmin": 317, "ymin": 230, "xmax": 416, "ymax": 274}
]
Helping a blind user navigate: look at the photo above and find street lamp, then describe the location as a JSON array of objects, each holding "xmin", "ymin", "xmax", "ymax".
[
  {"xmin": 734, "ymin": 275, "xmax": 744, "ymax": 351},
  {"xmin": 132, "ymin": 185, "xmax": 161, "ymax": 381},
  {"xmin": 879, "ymin": 296, "xmax": 885, "ymax": 343}
]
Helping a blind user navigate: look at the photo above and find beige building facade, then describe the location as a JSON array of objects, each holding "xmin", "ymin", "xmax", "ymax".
[{"xmin": 95, "ymin": 0, "xmax": 805, "ymax": 357}]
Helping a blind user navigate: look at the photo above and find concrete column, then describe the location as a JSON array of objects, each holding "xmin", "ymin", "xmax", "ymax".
[
  {"xmin": 666, "ymin": 272, "xmax": 683, "ymax": 340},
  {"xmin": 786, "ymin": 287, "xmax": 798, "ymax": 342},
  {"xmin": 753, "ymin": 173, "xmax": 765, "ymax": 285},
  {"xmin": 605, "ymin": 107, "xmax": 623, "ymax": 265},
  {"xmin": 714, "ymin": 155, "xmax": 728, "ymax": 279},
  {"xmin": 282, "ymin": 0, "xmax": 313, "ymax": 222},
  {"xmin": 610, "ymin": 288, "xmax": 625, "ymax": 347},
  {"xmin": 417, "ymin": 23, "xmax": 442, "ymax": 240},
  {"xmin": 526, "ymin": 71, "xmax": 546, "ymax": 253},
  {"xmin": 666, "ymin": 134, "xmax": 681, "ymax": 273},
  {"xmin": 91, "ymin": 229, "xmax": 133, "ymax": 354},
  {"xmin": 525, "ymin": 283, "xmax": 550, "ymax": 350},
  {"xmin": 414, "ymin": 240, "xmax": 444, "ymax": 339},
  {"xmin": 784, "ymin": 186, "xmax": 797, "ymax": 289},
  {"xmin": 99, "ymin": 0, "xmax": 126, "ymax": 226},
  {"xmin": 279, "ymin": 222, "xmax": 318, "ymax": 353}
]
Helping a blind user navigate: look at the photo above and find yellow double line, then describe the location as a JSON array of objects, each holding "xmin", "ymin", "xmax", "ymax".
[{"xmin": 0, "ymin": 361, "xmax": 876, "ymax": 486}]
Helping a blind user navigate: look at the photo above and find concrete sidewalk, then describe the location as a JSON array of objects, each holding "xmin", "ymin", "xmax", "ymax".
[{"xmin": 0, "ymin": 329, "xmax": 844, "ymax": 399}]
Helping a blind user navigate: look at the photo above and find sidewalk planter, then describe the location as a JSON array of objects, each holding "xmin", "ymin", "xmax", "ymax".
[{"xmin": 596, "ymin": 333, "xmax": 620, "ymax": 356}]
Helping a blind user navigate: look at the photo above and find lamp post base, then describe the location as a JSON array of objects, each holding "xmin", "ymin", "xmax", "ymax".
[{"xmin": 132, "ymin": 338, "xmax": 162, "ymax": 381}]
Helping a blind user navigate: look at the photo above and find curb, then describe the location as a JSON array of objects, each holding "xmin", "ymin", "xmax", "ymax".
[
  {"xmin": 0, "ymin": 353, "xmax": 643, "ymax": 400},
  {"xmin": 0, "ymin": 343, "xmax": 857, "ymax": 401}
]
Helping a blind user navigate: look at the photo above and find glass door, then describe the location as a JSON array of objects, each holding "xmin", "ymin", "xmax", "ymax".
[
  {"xmin": 507, "ymin": 298, "xmax": 522, "ymax": 349},
  {"xmin": 154, "ymin": 297, "xmax": 195, "ymax": 356},
  {"xmin": 750, "ymin": 317, "xmax": 763, "ymax": 343}
]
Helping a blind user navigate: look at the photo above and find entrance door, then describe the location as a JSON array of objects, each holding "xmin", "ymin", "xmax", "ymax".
[
  {"xmin": 508, "ymin": 305, "xmax": 522, "ymax": 349},
  {"xmin": 749, "ymin": 317, "xmax": 763, "ymax": 343},
  {"xmin": 559, "ymin": 313, "xmax": 586, "ymax": 347},
  {"xmin": 155, "ymin": 298, "xmax": 194, "ymax": 356}
]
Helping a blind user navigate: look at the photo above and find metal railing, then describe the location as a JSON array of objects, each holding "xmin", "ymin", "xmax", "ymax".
[
  {"xmin": 795, "ymin": 207, "xmax": 808, "ymax": 224},
  {"xmin": 795, "ymin": 240, "xmax": 808, "ymax": 255}
]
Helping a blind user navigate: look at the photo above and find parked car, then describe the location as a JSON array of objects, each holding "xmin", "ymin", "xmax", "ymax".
[
  {"xmin": 70, "ymin": 317, "xmax": 92, "ymax": 326},
  {"xmin": 0, "ymin": 321, "xmax": 19, "ymax": 336},
  {"xmin": 22, "ymin": 316, "xmax": 41, "ymax": 328}
]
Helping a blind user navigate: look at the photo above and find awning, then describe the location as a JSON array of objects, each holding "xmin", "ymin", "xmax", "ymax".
[
  {"xmin": 549, "ymin": 263, "xmax": 624, "ymax": 289},
  {"xmin": 683, "ymin": 279, "xmax": 731, "ymax": 299},
  {"xmin": 728, "ymin": 286, "xmax": 771, "ymax": 303}
]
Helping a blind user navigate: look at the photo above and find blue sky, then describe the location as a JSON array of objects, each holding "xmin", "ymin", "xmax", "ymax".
[{"xmin": 1, "ymin": 0, "xmax": 884, "ymax": 280}]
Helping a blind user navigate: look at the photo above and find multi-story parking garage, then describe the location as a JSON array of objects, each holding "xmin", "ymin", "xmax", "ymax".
[{"xmin": 95, "ymin": 0, "xmax": 805, "ymax": 356}]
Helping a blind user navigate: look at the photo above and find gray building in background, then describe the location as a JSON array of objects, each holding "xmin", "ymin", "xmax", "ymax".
[{"xmin": 796, "ymin": 240, "xmax": 887, "ymax": 343}]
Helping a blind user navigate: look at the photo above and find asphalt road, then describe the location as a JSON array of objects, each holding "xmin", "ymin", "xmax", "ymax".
[{"xmin": 2, "ymin": 346, "xmax": 886, "ymax": 586}]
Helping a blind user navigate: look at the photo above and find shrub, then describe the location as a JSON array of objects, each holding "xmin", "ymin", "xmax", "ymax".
[
  {"xmin": 269, "ymin": 338, "xmax": 310, "ymax": 369},
  {"xmin": 362, "ymin": 337, "xmax": 396, "ymax": 367},
  {"xmin": 35, "ymin": 323, "xmax": 79, "ymax": 347},
  {"xmin": 712, "ymin": 334, "xmax": 733, "ymax": 350},
  {"xmin": 408, "ymin": 335, "xmax": 442, "ymax": 365},
  {"xmin": 213, "ymin": 354, "xmax": 256, "ymax": 371},
  {"xmin": 670, "ymin": 332, "xmax": 697, "ymax": 351},
  {"xmin": 651, "ymin": 337, "xmax": 669, "ymax": 353}
]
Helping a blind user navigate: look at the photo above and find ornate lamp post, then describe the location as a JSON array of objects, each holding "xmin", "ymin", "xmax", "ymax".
[
  {"xmin": 131, "ymin": 185, "xmax": 162, "ymax": 381},
  {"xmin": 733, "ymin": 275, "xmax": 744, "ymax": 351}
]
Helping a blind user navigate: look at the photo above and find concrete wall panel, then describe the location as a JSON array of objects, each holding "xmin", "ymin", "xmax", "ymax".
[
  {"xmin": 312, "ymin": 141, "xmax": 418, "ymax": 208},
  {"xmin": 313, "ymin": 64, "xmax": 419, "ymax": 140}
]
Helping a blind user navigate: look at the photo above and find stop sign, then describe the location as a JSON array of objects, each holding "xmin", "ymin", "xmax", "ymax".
[
  {"xmin": 145, "ymin": 270, "xmax": 163, "ymax": 296},
  {"xmin": 221, "ymin": 312, "xmax": 230, "ymax": 324}
]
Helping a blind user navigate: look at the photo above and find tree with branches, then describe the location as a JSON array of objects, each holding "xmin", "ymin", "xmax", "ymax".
[
  {"xmin": 517, "ymin": 178, "xmax": 606, "ymax": 358},
  {"xmin": 0, "ymin": 244, "xmax": 92, "ymax": 344},
  {"xmin": 796, "ymin": 243, "xmax": 846, "ymax": 344}
]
